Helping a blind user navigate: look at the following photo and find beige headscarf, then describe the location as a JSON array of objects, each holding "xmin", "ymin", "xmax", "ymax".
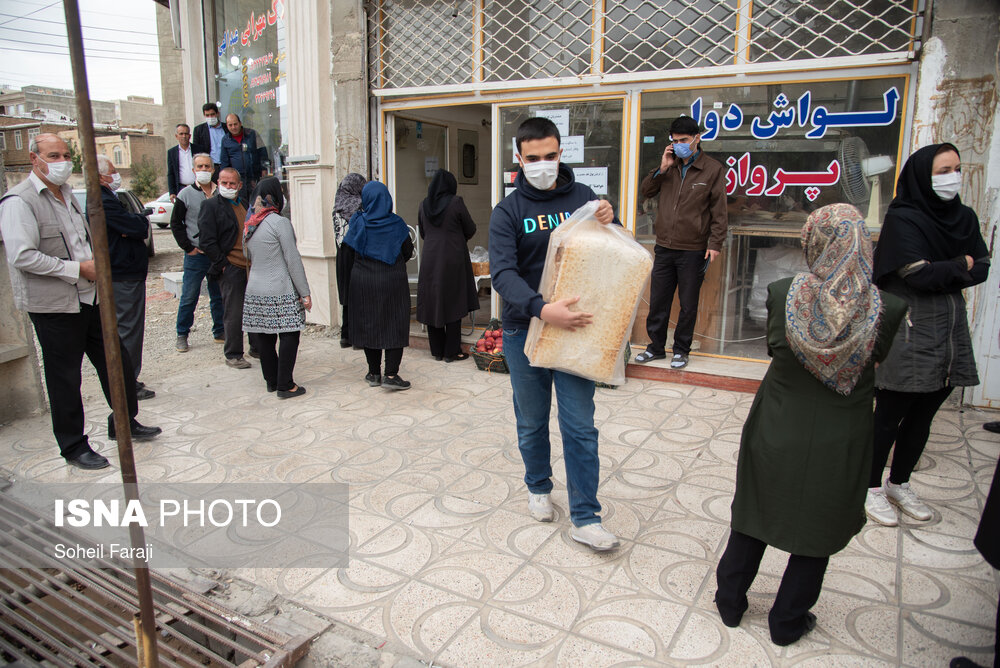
[{"xmin": 784, "ymin": 203, "xmax": 882, "ymax": 395}]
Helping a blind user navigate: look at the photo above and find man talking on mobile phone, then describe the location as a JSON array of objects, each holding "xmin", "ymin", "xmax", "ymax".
[{"xmin": 634, "ymin": 116, "xmax": 727, "ymax": 370}]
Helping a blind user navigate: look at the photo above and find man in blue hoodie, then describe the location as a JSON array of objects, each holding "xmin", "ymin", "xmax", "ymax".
[{"xmin": 489, "ymin": 117, "xmax": 620, "ymax": 551}]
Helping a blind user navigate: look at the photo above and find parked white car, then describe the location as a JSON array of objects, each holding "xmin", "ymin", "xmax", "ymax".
[{"xmin": 146, "ymin": 193, "xmax": 174, "ymax": 228}]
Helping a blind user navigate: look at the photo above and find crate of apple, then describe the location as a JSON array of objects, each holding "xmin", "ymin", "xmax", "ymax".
[
  {"xmin": 476, "ymin": 329, "xmax": 504, "ymax": 355},
  {"xmin": 471, "ymin": 319, "xmax": 508, "ymax": 373}
]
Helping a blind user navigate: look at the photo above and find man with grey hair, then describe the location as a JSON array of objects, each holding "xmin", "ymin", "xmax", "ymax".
[
  {"xmin": 0, "ymin": 133, "xmax": 160, "ymax": 470},
  {"xmin": 170, "ymin": 151, "xmax": 225, "ymax": 352},
  {"xmin": 95, "ymin": 154, "xmax": 155, "ymax": 401}
]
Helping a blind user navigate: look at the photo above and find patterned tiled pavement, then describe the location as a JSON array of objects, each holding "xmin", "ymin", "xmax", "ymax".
[{"xmin": 1, "ymin": 337, "xmax": 997, "ymax": 666}]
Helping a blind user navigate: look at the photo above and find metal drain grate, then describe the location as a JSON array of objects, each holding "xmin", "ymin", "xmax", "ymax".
[{"xmin": 0, "ymin": 495, "xmax": 313, "ymax": 667}]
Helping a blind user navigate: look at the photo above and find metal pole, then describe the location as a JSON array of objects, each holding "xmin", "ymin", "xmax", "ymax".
[{"xmin": 61, "ymin": 1, "xmax": 159, "ymax": 666}]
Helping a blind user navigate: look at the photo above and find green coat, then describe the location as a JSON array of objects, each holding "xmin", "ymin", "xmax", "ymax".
[{"xmin": 730, "ymin": 277, "xmax": 906, "ymax": 557}]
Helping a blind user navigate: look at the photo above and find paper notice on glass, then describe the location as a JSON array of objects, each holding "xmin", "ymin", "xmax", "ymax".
[
  {"xmin": 533, "ymin": 109, "xmax": 569, "ymax": 136},
  {"xmin": 424, "ymin": 156, "xmax": 439, "ymax": 178},
  {"xmin": 573, "ymin": 167, "xmax": 608, "ymax": 195},
  {"xmin": 561, "ymin": 136, "xmax": 584, "ymax": 164}
]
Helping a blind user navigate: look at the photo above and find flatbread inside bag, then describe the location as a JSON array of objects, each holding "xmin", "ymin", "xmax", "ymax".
[{"xmin": 526, "ymin": 202, "xmax": 652, "ymax": 384}]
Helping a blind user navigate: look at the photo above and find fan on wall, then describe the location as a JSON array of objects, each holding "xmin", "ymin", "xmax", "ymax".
[{"xmin": 838, "ymin": 136, "xmax": 894, "ymax": 225}]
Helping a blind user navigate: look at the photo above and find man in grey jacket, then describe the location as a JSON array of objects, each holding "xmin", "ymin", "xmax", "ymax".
[{"xmin": 0, "ymin": 134, "xmax": 160, "ymax": 470}]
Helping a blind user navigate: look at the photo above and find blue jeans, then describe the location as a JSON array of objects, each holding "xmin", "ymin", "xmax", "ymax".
[
  {"xmin": 175, "ymin": 252, "xmax": 224, "ymax": 337},
  {"xmin": 503, "ymin": 327, "xmax": 602, "ymax": 527}
]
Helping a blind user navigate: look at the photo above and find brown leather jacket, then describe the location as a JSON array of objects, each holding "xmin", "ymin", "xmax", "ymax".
[{"xmin": 640, "ymin": 151, "xmax": 728, "ymax": 252}]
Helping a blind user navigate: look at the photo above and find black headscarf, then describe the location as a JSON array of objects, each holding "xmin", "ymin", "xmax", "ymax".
[
  {"xmin": 419, "ymin": 169, "xmax": 457, "ymax": 226},
  {"xmin": 334, "ymin": 173, "xmax": 367, "ymax": 222},
  {"xmin": 873, "ymin": 143, "xmax": 987, "ymax": 282}
]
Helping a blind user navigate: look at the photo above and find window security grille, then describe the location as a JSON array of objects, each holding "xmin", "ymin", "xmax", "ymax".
[{"xmin": 366, "ymin": 0, "xmax": 921, "ymax": 93}]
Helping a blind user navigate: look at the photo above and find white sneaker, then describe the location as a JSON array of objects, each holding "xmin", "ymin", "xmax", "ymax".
[
  {"xmin": 528, "ymin": 493, "xmax": 554, "ymax": 522},
  {"xmin": 570, "ymin": 522, "xmax": 620, "ymax": 551},
  {"xmin": 865, "ymin": 487, "xmax": 898, "ymax": 526},
  {"xmin": 885, "ymin": 480, "xmax": 933, "ymax": 521}
]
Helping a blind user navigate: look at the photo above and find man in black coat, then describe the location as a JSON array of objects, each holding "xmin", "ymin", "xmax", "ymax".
[
  {"xmin": 96, "ymin": 155, "xmax": 157, "ymax": 403},
  {"xmin": 191, "ymin": 102, "xmax": 228, "ymax": 173},
  {"xmin": 167, "ymin": 123, "xmax": 197, "ymax": 201},
  {"xmin": 198, "ymin": 167, "xmax": 252, "ymax": 369}
]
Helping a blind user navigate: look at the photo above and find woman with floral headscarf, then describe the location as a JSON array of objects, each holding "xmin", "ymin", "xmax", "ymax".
[
  {"xmin": 865, "ymin": 143, "xmax": 989, "ymax": 527},
  {"xmin": 242, "ymin": 176, "xmax": 311, "ymax": 399},
  {"xmin": 715, "ymin": 204, "xmax": 906, "ymax": 646}
]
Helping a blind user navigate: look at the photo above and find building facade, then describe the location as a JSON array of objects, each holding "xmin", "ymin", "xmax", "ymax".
[{"xmin": 167, "ymin": 0, "xmax": 1000, "ymax": 404}]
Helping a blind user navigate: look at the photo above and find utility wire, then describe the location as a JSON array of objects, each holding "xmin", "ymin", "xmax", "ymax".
[
  {"xmin": 0, "ymin": 1, "xmax": 58, "ymax": 28},
  {"xmin": 0, "ymin": 12, "xmax": 157, "ymax": 35},
  {"xmin": 0, "ymin": 36, "xmax": 158, "ymax": 55},
  {"xmin": 0, "ymin": 25, "xmax": 159, "ymax": 47},
  {"xmin": 1, "ymin": 45, "xmax": 159, "ymax": 62}
]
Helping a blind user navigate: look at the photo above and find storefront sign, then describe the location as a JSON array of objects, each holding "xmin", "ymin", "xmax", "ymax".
[
  {"xmin": 561, "ymin": 136, "xmax": 584, "ymax": 164},
  {"xmin": 691, "ymin": 86, "xmax": 899, "ymax": 141},
  {"xmin": 533, "ymin": 108, "xmax": 570, "ymax": 136},
  {"xmin": 572, "ymin": 167, "xmax": 608, "ymax": 195},
  {"xmin": 218, "ymin": 0, "xmax": 285, "ymax": 56}
]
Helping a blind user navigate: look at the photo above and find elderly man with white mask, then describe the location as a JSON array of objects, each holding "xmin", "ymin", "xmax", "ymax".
[{"xmin": 0, "ymin": 134, "xmax": 160, "ymax": 470}]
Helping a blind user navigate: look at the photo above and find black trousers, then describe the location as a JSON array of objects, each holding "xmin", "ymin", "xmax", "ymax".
[
  {"xmin": 645, "ymin": 246, "xmax": 707, "ymax": 356},
  {"xmin": 870, "ymin": 387, "xmax": 953, "ymax": 488},
  {"xmin": 29, "ymin": 304, "xmax": 138, "ymax": 461},
  {"xmin": 365, "ymin": 347, "xmax": 403, "ymax": 376},
  {"xmin": 248, "ymin": 331, "xmax": 300, "ymax": 391},
  {"xmin": 112, "ymin": 279, "xmax": 146, "ymax": 380},
  {"xmin": 219, "ymin": 263, "xmax": 247, "ymax": 359},
  {"xmin": 715, "ymin": 530, "xmax": 829, "ymax": 645},
  {"xmin": 427, "ymin": 320, "xmax": 461, "ymax": 358}
]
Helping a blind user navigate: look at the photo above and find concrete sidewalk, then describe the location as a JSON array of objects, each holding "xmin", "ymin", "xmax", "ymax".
[{"xmin": 0, "ymin": 335, "xmax": 997, "ymax": 666}]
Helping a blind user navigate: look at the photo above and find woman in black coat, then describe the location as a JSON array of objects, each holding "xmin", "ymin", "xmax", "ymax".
[
  {"xmin": 332, "ymin": 173, "xmax": 367, "ymax": 348},
  {"xmin": 343, "ymin": 182, "xmax": 414, "ymax": 391},
  {"xmin": 416, "ymin": 170, "xmax": 479, "ymax": 361},
  {"xmin": 865, "ymin": 143, "xmax": 990, "ymax": 528}
]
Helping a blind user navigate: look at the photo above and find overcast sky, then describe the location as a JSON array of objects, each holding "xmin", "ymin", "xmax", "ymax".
[{"xmin": 0, "ymin": 0, "xmax": 162, "ymax": 103}]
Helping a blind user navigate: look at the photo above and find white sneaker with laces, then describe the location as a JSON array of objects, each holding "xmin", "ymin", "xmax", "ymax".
[
  {"xmin": 528, "ymin": 493, "xmax": 554, "ymax": 522},
  {"xmin": 884, "ymin": 480, "xmax": 933, "ymax": 521},
  {"xmin": 865, "ymin": 487, "xmax": 898, "ymax": 526},
  {"xmin": 570, "ymin": 522, "xmax": 620, "ymax": 551}
]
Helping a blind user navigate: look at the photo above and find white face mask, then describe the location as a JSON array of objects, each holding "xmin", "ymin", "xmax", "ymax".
[
  {"xmin": 41, "ymin": 159, "xmax": 72, "ymax": 186},
  {"xmin": 195, "ymin": 170, "xmax": 213, "ymax": 185},
  {"xmin": 522, "ymin": 159, "xmax": 559, "ymax": 190},
  {"xmin": 207, "ymin": 116, "xmax": 219, "ymax": 127},
  {"xmin": 108, "ymin": 173, "xmax": 122, "ymax": 191},
  {"xmin": 219, "ymin": 185, "xmax": 239, "ymax": 200},
  {"xmin": 931, "ymin": 171, "xmax": 961, "ymax": 201}
]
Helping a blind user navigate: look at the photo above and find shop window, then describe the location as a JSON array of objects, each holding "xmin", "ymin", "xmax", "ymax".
[
  {"xmin": 603, "ymin": 0, "xmax": 737, "ymax": 74},
  {"xmin": 638, "ymin": 76, "xmax": 905, "ymax": 360},
  {"xmin": 499, "ymin": 98, "xmax": 624, "ymax": 217},
  {"xmin": 209, "ymin": 0, "xmax": 289, "ymax": 175}
]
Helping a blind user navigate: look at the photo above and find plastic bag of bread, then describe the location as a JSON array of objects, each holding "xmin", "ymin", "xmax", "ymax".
[{"xmin": 525, "ymin": 200, "xmax": 653, "ymax": 385}]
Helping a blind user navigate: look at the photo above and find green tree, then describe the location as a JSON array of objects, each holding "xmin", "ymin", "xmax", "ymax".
[
  {"xmin": 129, "ymin": 157, "xmax": 159, "ymax": 201},
  {"xmin": 67, "ymin": 142, "xmax": 83, "ymax": 173}
]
